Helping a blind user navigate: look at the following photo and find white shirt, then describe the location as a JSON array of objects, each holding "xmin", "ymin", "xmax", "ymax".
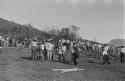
[
  {"xmin": 62, "ymin": 46, "xmax": 66, "ymax": 52},
  {"xmin": 59, "ymin": 48, "xmax": 63, "ymax": 54},
  {"xmin": 45, "ymin": 42, "xmax": 53, "ymax": 51},
  {"xmin": 102, "ymin": 50, "xmax": 108, "ymax": 55},
  {"xmin": 0, "ymin": 36, "xmax": 2, "ymax": 39},
  {"xmin": 102, "ymin": 46, "xmax": 110, "ymax": 55},
  {"xmin": 71, "ymin": 48, "xmax": 75, "ymax": 53},
  {"xmin": 121, "ymin": 47, "xmax": 125, "ymax": 53},
  {"xmin": 66, "ymin": 40, "xmax": 70, "ymax": 43},
  {"xmin": 31, "ymin": 41, "xmax": 37, "ymax": 47},
  {"xmin": 62, "ymin": 39, "xmax": 65, "ymax": 43},
  {"xmin": 2, "ymin": 38, "xmax": 5, "ymax": 41},
  {"xmin": 71, "ymin": 42, "xmax": 73, "ymax": 47},
  {"xmin": 40, "ymin": 44, "xmax": 45, "ymax": 50},
  {"xmin": 104, "ymin": 46, "xmax": 110, "ymax": 51}
]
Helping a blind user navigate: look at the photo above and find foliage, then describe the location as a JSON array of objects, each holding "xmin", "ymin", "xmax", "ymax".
[{"xmin": 0, "ymin": 18, "xmax": 81, "ymax": 42}]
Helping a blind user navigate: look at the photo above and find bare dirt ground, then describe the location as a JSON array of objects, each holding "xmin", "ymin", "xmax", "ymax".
[{"xmin": 0, "ymin": 47, "xmax": 125, "ymax": 81}]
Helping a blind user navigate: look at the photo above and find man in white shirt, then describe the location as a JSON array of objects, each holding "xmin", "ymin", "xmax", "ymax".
[
  {"xmin": 40, "ymin": 43, "xmax": 45, "ymax": 51},
  {"xmin": 120, "ymin": 46, "xmax": 125, "ymax": 63},
  {"xmin": 31, "ymin": 39, "xmax": 38, "ymax": 61},
  {"xmin": 31, "ymin": 40, "xmax": 37, "ymax": 47},
  {"xmin": 102, "ymin": 46, "xmax": 110, "ymax": 64},
  {"xmin": 0, "ymin": 37, "xmax": 2, "ymax": 54},
  {"xmin": 45, "ymin": 41, "xmax": 53, "ymax": 61},
  {"xmin": 62, "ymin": 45, "xmax": 66, "ymax": 62}
]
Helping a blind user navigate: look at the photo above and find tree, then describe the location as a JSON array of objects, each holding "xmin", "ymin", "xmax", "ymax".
[
  {"xmin": 60, "ymin": 28, "xmax": 70, "ymax": 39},
  {"xmin": 69, "ymin": 25, "xmax": 80, "ymax": 41}
]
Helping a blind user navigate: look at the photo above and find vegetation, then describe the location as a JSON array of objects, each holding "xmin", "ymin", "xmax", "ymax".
[
  {"xmin": 108, "ymin": 39, "xmax": 125, "ymax": 47},
  {"xmin": 0, "ymin": 18, "xmax": 80, "ymax": 42}
]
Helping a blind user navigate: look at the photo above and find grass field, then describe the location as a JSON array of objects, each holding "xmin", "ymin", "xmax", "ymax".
[{"xmin": 0, "ymin": 47, "xmax": 125, "ymax": 81}]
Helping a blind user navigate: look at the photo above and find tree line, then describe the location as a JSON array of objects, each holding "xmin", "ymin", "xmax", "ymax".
[{"xmin": 0, "ymin": 18, "xmax": 80, "ymax": 42}]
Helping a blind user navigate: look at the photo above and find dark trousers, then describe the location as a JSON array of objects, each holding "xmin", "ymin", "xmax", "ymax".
[
  {"xmin": 58, "ymin": 54, "xmax": 65, "ymax": 62},
  {"xmin": 120, "ymin": 53, "xmax": 124, "ymax": 63},
  {"xmin": 32, "ymin": 51, "xmax": 36, "ymax": 61},
  {"xmin": 43, "ymin": 49, "xmax": 48, "ymax": 60},
  {"xmin": 0, "ymin": 47, "xmax": 1, "ymax": 54},
  {"xmin": 58, "ymin": 54, "xmax": 61, "ymax": 62},
  {"xmin": 72, "ymin": 53, "xmax": 78, "ymax": 65},
  {"xmin": 37, "ymin": 49, "xmax": 43, "ymax": 62},
  {"xmin": 102, "ymin": 55, "xmax": 110, "ymax": 64}
]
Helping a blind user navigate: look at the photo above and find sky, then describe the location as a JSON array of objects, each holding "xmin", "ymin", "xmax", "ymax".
[{"xmin": 0, "ymin": 0, "xmax": 124, "ymax": 43}]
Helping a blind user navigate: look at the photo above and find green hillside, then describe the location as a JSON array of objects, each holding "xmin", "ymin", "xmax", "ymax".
[
  {"xmin": 108, "ymin": 39, "xmax": 125, "ymax": 47},
  {"xmin": 0, "ymin": 18, "xmax": 45, "ymax": 40}
]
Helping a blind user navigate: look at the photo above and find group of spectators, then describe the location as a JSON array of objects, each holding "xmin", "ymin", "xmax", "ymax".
[
  {"xmin": 30, "ymin": 38, "xmax": 79, "ymax": 65},
  {"xmin": 0, "ymin": 35, "xmax": 125, "ymax": 65},
  {"xmin": 29, "ymin": 38, "xmax": 125, "ymax": 65}
]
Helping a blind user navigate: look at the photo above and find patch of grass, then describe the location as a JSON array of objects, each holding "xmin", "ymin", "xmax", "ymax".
[{"xmin": 1, "ymin": 48, "xmax": 125, "ymax": 81}]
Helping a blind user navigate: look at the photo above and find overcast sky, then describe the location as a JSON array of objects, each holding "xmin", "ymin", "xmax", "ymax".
[{"xmin": 0, "ymin": 0, "xmax": 124, "ymax": 43}]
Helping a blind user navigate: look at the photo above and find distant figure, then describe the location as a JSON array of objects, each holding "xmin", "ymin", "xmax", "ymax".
[
  {"xmin": 62, "ymin": 45, "xmax": 66, "ymax": 62},
  {"xmin": 102, "ymin": 46, "xmax": 110, "ymax": 64},
  {"xmin": 71, "ymin": 45, "xmax": 79, "ymax": 65},
  {"xmin": 43, "ymin": 45, "xmax": 48, "ymax": 61},
  {"xmin": 9, "ymin": 39, "xmax": 13, "ymax": 47},
  {"xmin": 36, "ymin": 42, "xmax": 43, "ymax": 62},
  {"xmin": 58, "ymin": 47, "xmax": 63, "ymax": 62},
  {"xmin": 120, "ymin": 46, "xmax": 125, "ymax": 63},
  {"xmin": 58, "ymin": 46, "xmax": 66, "ymax": 63},
  {"xmin": 45, "ymin": 41, "xmax": 53, "ymax": 61},
  {"xmin": 0, "ymin": 38, "xmax": 2, "ymax": 54},
  {"xmin": 40, "ymin": 43, "xmax": 45, "ymax": 59},
  {"xmin": 31, "ymin": 39, "xmax": 38, "ymax": 61},
  {"xmin": 17, "ymin": 41, "xmax": 22, "ymax": 49}
]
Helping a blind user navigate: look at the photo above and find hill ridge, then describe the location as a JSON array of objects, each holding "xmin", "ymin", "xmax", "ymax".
[{"xmin": 108, "ymin": 39, "xmax": 125, "ymax": 47}]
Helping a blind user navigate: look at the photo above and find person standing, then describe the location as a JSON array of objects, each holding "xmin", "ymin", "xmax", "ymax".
[
  {"xmin": 37, "ymin": 42, "xmax": 43, "ymax": 61},
  {"xmin": 120, "ymin": 46, "xmax": 125, "ymax": 63},
  {"xmin": 44, "ymin": 45, "xmax": 48, "ymax": 61},
  {"xmin": 58, "ymin": 47, "xmax": 63, "ymax": 62},
  {"xmin": 0, "ymin": 37, "xmax": 2, "ymax": 54},
  {"xmin": 40, "ymin": 42, "xmax": 45, "ymax": 61},
  {"xmin": 9, "ymin": 39, "xmax": 13, "ymax": 47},
  {"xmin": 45, "ymin": 41, "xmax": 53, "ymax": 61},
  {"xmin": 102, "ymin": 46, "xmax": 110, "ymax": 64},
  {"xmin": 31, "ymin": 39, "xmax": 38, "ymax": 61},
  {"xmin": 62, "ymin": 45, "xmax": 66, "ymax": 63},
  {"xmin": 71, "ymin": 45, "xmax": 79, "ymax": 65}
]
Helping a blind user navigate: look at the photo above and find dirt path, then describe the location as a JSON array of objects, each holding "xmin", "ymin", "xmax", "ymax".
[{"xmin": 0, "ymin": 48, "xmax": 124, "ymax": 81}]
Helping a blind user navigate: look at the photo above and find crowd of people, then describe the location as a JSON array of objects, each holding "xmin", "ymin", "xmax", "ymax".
[
  {"xmin": 30, "ymin": 38, "xmax": 80, "ymax": 65},
  {"xmin": 0, "ymin": 35, "xmax": 125, "ymax": 65},
  {"xmin": 29, "ymin": 38, "xmax": 125, "ymax": 65}
]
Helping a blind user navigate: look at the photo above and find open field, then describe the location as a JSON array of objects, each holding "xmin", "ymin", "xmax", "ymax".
[{"xmin": 0, "ymin": 47, "xmax": 125, "ymax": 81}]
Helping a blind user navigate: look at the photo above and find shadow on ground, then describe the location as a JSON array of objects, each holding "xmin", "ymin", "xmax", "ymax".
[{"xmin": 20, "ymin": 57, "xmax": 32, "ymax": 61}]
